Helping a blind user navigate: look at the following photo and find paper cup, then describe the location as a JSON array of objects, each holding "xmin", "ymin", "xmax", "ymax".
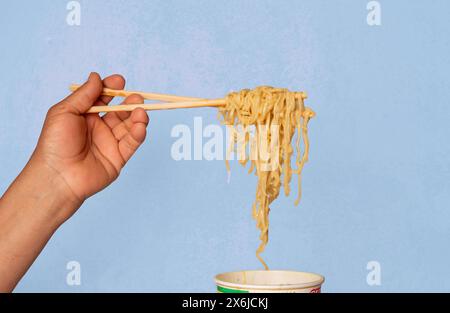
[{"xmin": 215, "ymin": 270, "xmax": 324, "ymax": 293}]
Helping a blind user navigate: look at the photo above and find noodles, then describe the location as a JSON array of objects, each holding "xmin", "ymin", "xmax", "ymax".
[{"xmin": 218, "ymin": 87, "xmax": 315, "ymax": 270}]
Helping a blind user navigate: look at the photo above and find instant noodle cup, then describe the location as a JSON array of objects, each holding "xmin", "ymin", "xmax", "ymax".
[{"xmin": 215, "ymin": 270, "xmax": 324, "ymax": 293}]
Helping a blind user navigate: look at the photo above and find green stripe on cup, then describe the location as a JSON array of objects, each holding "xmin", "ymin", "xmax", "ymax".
[{"xmin": 217, "ymin": 286, "xmax": 249, "ymax": 293}]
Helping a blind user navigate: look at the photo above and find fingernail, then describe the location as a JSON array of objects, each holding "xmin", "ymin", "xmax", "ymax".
[{"xmin": 87, "ymin": 72, "xmax": 95, "ymax": 81}]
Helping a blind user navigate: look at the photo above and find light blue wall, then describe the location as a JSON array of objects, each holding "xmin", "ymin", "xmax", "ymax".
[{"xmin": 1, "ymin": 0, "xmax": 449, "ymax": 292}]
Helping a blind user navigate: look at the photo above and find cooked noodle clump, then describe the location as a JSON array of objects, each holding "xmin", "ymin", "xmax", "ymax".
[{"xmin": 219, "ymin": 86, "xmax": 315, "ymax": 270}]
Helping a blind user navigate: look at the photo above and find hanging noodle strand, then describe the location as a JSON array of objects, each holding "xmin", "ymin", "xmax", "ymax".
[{"xmin": 219, "ymin": 86, "xmax": 315, "ymax": 270}]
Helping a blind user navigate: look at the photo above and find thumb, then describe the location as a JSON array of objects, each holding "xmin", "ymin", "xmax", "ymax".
[{"xmin": 60, "ymin": 72, "xmax": 103, "ymax": 114}]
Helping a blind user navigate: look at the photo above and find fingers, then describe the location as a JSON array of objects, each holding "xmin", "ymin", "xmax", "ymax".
[
  {"xmin": 110, "ymin": 97, "xmax": 147, "ymax": 142},
  {"xmin": 59, "ymin": 72, "xmax": 103, "ymax": 114},
  {"xmin": 84, "ymin": 74, "xmax": 126, "ymax": 131},
  {"xmin": 104, "ymin": 93, "xmax": 148, "ymax": 163},
  {"xmin": 118, "ymin": 108, "xmax": 149, "ymax": 163},
  {"xmin": 103, "ymin": 94, "xmax": 144, "ymax": 129},
  {"xmin": 94, "ymin": 74, "xmax": 125, "ymax": 107}
]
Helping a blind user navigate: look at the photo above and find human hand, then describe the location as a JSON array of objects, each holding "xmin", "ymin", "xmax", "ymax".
[{"xmin": 32, "ymin": 72, "xmax": 149, "ymax": 217}]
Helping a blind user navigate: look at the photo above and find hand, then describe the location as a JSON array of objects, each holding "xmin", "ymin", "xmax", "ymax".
[
  {"xmin": 0, "ymin": 72, "xmax": 149, "ymax": 291},
  {"xmin": 33, "ymin": 72, "xmax": 149, "ymax": 213}
]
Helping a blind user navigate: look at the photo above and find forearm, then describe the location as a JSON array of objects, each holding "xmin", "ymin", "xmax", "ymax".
[{"xmin": 0, "ymin": 157, "xmax": 81, "ymax": 292}]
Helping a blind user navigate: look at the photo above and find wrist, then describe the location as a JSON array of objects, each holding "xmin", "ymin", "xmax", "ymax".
[{"xmin": 2, "ymin": 155, "xmax": 83, "ymax": 229}]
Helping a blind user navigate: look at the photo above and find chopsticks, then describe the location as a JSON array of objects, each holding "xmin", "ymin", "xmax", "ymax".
[{"xmin": 69, "ymin": 84, "xmax": 308, "ymax": 114}]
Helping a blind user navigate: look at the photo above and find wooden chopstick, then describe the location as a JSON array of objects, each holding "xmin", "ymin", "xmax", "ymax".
[
  {"xmin": 87, "ymin": 99, "xmax": 225, "ymax": 113},
  {"xmin": 70, "ymin": 84, "xmax": 202, "ymax": 102},
  {"xmin": 69, "ymin": 84, "xmax": 308, "ymax": 113}
]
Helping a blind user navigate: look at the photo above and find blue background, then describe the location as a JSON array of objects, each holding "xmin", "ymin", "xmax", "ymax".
[{"xmin": 1, "ymin": 0, "xmax": 449, "ymax": 292}]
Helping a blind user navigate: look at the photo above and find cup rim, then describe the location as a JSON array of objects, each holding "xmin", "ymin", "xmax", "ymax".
[{"xmin": 215, "ymin": 270, "xmax": 325, "ymax": 291}]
